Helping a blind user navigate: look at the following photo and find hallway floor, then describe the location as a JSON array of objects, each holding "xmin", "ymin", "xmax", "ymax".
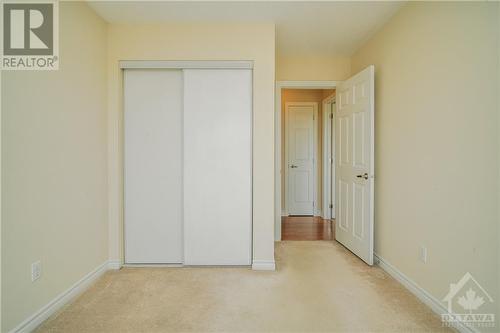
[
  {"xmin": 281, "ymin": 216, "xmax": 333, "ymax": 240},
  {"xmin": 37, "ymin": 242, "xmax": 450, "ymax": 333}
]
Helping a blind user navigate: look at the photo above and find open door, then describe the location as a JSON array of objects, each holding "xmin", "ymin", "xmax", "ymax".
[{"xmin": 335, "ymin": 65, "xmax": 374, "ymax": 265}]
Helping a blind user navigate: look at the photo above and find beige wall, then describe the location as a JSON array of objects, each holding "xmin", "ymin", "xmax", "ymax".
[
  {"xmin": 107, "ymin": 23, "xmax": 276, "ymax": 266},
  {"xmin": 352, "ymin": 1, "xmax": 499, "ymax": 318},
  {"xmin": 281, "ymin": 89, "xmax": 334, "ymax": 214},
  {"xmin": 276, "ymin": 55, "xmax": 350, "ymax": 81},
  {"xmin": 1, "ymin": 3, "xmax": 108, "ymax": 331},
  {"xmin": 497, "ymin": 3, "xmax": 500, "ymax": 322}
]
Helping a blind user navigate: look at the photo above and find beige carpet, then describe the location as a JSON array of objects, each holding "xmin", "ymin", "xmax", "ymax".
[{"xmin": 37, "ymin": 241, "xmax": 452, "ymax": 332}]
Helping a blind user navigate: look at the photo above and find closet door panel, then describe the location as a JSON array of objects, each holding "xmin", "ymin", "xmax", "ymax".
[
  {"xmin": 124, "ymin": 69, "xmax": 183, "ymax": 264},
  {"xmin": 183, "ymin": 69, "xmax": 252, "ymax": 265}
]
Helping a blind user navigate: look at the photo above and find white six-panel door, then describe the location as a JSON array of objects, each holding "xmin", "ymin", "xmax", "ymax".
[
  {"xmin": 286, "ymin": 103, "xmax": 317, "ymax": 216},
  {"xmin": 183, "ymin": 69, "xmax": 252, "ymax": 265},
  {"xmin": 335, "ymin": 66, "xmax": 375, "ymax": 265},
  {"xmin": 124, "ymin": 69, "xmax": 184, "ymax": 264}
]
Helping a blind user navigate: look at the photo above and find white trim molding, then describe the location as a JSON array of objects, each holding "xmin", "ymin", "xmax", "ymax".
[
  {"xmin": 275, "ymin": 81, "xmax": 338, "ymax": 241},
  {"xmin": 107, "ymin": 260, "xmax": 122, "ymax": 270},
  {"xmin": 252, "ymin": 260, "xmax": 276, "ymax": 271},
  {"xmin": 277, "ymin": 81, "xmax": 339, "ymax": 89},
  {"xmin": 322, "ymin": 95, "xmax": 336, "ymax": 220},
  {"xmin": 119, "ymin": 60, "xmax": 253, "ymax": 69},
  {"xmin": 375, "ymin": 253, "xmax": 478, "ymax": 333},
  {"xmin": 8, "ymin": 261, "xmax": 113, "ymax": 333}
]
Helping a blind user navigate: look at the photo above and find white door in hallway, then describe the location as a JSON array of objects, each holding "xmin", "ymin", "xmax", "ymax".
[
  {"xmin": 335, "ymin": 65, "xmax": 375, "ymax": 265},
  {"xmin": 287, "ymin": 102, "xmax": 317, "ymax": 216}
]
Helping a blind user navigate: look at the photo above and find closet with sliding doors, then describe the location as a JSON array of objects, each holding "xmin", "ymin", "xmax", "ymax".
[{"xmin": 122, "ymin": 61, "xmax": 253, "ymax": 266}]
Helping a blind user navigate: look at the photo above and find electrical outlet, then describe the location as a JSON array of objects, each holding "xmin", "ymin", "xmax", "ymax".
[
  {"xmin": 419, "ymin": 246, "xmax": 427, "ymax": 263},
  {"xmin": 31, "ymin": 261, "xmax": 41, "ymax": 282}
]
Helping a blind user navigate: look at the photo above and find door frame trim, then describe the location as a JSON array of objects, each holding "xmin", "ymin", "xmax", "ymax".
[
  {"xmin": 322, "ymin": 94, "xmax": 336, "ymax": 220},
  {"xmin": 119, "ymin": 60, "xmax": 254, "ymax": 69},
  {"xmin": 275, "ymin": 81, "xmax": 338, "ymax": 241},
  {"xmin": 284, "ymin": 102, "xmax": 318, "ymax": 217}
]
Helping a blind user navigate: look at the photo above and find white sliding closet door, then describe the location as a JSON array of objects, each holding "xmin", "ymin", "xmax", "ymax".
[
  {"xmin": 124, "ymin": 69, "xmax": 183, "ymax": 264},
  {"xmin": 183, "ymin": 69, "xmax": 252, "ymax": 265}
]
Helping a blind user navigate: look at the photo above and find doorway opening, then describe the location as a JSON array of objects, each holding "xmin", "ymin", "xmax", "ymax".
[
  {"xmin": 277, "ymin": 85, "xmax": 337, "ymax": 241},
  {"xmin": 276, "ymin": 67, "xmax": 374, "ymax": 264}
]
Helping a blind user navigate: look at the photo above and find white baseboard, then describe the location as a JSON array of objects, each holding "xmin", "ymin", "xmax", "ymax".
[
  {"xmin": 9, "ymin": 260, "xmax": 110, "ymax": 333},
  {"xmin": 322, "ymin": 211, "xmax": 335, "ymax": 220},
  {"xmin": 374, "ymin": 253, "xmax": 477, "ymax": 333},
  {"xmin": 107, "ymin": 260, "xmax": 122, "ymax": 270},
  {"xmin": 252, "ymin": 260, "xmax": 276, "ymax": 271}
]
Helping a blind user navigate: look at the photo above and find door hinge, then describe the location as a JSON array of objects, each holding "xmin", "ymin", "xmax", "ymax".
[
  {"xmin": 329, "ymin": 113, "xmax": 333, "ymax": 119},
  {"xmin": 329, "ymin": 203, "xmax": 333, "ymax": 209}
]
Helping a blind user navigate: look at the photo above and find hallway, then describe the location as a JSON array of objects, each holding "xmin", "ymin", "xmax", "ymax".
[{"xmin": 281, "ymin": 216, "xmax": 333, "ymax": 240}]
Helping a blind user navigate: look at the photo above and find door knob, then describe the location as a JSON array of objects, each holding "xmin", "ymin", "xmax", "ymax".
[
  {"xmin": 290, "ymin": 165, "xmax": 298, "ymax": 168},
  {"xmin": 356, "ymin": 173, "xmax": 369, "ymax": 180}
]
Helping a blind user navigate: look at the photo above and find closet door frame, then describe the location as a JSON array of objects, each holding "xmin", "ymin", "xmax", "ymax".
[
  {"xmin": 120, "ymin": 60, "xmax": 254, "ymax": 266},
  {"xmin": 120, "ymin": 60, "xmax": 253, "ymax": 70}
]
